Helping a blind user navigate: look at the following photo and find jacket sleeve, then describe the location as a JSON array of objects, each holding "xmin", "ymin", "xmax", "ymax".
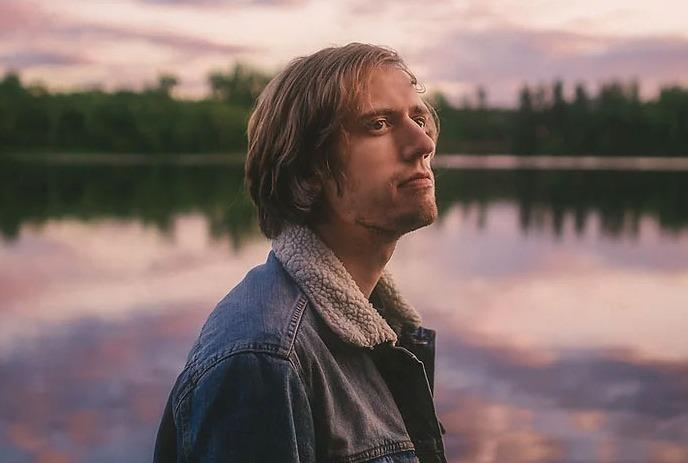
[{"xmin": 175, "ymin": 351, "xmax": 316, "ymax": 463}]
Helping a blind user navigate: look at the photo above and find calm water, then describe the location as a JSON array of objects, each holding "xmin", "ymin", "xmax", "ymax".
[{"xmin": 1, "ymin": 159, "xmax": 687, "ymax": 463}]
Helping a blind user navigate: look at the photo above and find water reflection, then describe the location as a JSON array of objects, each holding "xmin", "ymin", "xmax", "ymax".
[
  {"xmin": 432, "ymin": 326, "xmax": 688, "ymax": 463},
  {"xmin": 1, "ymin": 160, "xmax": 688, "ymax": 462},
  {"xmin": 435, "ymin": 168, "xmax": 688, "ymax": 238},
  {"xmin": 0, "ymin": 307, "xmax": 207, "ymax": 463},
  {"xmin": 388, "ymin": 206, "xmax": 688, "ymax": 462},
  {"xmin": 2, "ymin": 160, "xmax": 687, "ymax": 241},
  {"xmin": 0, "ymin": 215, "xmax": 271, "ymax": 354},
  {"xmin": 391, "ymin": 206, "xmax": 688, "ymax": 361},
  {"xmin": 0, "ymin": 161, "xmax": 257, "ymax": 244}
]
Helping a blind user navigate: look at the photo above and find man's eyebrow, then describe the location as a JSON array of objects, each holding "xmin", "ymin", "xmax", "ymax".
[{"xmin": 357, "ymin": 104, "xmax": 430, "ymax": 121}]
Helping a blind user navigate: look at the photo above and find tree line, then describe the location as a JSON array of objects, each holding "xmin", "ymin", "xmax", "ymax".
[
  {"xmin": 1, "ymin": 66, "xmax": 686, "ymax": 156},
  {"xmin": 3, "ymin": 160, "xmax": 686, "ymax": 242}
]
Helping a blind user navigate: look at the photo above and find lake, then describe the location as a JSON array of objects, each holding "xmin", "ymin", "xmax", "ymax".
[{"xmin": 1, "ymin": 157, "xmax": 687, "ymax": 463}]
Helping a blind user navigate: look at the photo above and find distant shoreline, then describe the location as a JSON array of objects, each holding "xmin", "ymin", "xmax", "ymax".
[
  {"xmin": 432, "ymin": 154, "xmax": 688, "ymax": 171},
  {"xmin": 3, "ymin": 152, "xmax": 246, "ymax": 166},
  {"xmin": 4, "ymin": 152, "xmax": 688, "ymax": 171}
]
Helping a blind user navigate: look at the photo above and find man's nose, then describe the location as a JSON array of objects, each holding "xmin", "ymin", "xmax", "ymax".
[{"xmin": 399, "ymin": 118, "xmax": 435, "ymax": 162}]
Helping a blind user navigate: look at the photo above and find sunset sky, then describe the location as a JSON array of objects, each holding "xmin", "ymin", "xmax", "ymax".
[{"xmin": 2, "ymin": 0, "xmax": 688, "ymax": 105}]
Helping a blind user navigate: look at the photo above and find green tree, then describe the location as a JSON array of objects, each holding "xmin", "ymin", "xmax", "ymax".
[
  {"xmin": 513, "ymin": 85, "xmax": 538, "ymax": 154},
  {"xmin": 156, "ymin": 74, "xmax": 179, "ymax": 98},
  {"xmin": 209, "ymin": 63, "xmax": 270, "ymax": 106}
]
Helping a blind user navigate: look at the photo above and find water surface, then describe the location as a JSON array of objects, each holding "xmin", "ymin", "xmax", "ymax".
[{"xmin": 1, "ymin": 159, "xmax": 687, "ymax": 462}]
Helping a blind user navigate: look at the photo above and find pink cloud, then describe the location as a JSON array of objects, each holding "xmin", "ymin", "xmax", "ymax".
[
  {"xmin": 133, "ymin": 0, "xmax": 308, "ymax": 6},
  {"xmin": 0, "ymin": 50, "xmax": 88, "ymax": 68},
  {"xmin": 2, "ymin": 0, "xmax": 688, "ymax": 104},
  {"xmin": 418, "ymin": 27, "xmax": 688, "ymax": 105},
  {"xmin": 438, "ymin": 391, "xmax": 565, "ymax": 463},
  {"xmin": 0, "ymin": 0, "xmax": 45, "ymax": 32},
  {"xmin": 53, "ymin": 24, "xmax": 252, "ymax": 56},
  {"xmin": 0, "ymin": 0, "xmax": 252, "ymax": 77}
]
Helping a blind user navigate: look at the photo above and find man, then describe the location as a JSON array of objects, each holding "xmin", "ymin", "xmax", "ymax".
[{"xmin": 154, "ymin": 43, "xmax": 446, "ymax": 463}]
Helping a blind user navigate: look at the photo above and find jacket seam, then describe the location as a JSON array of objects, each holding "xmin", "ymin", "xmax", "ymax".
[
  {"xmin": 330, "ymin": 440, "xmax": 416, "ymax": 463},
  {"xmin": 173, "ymin": 345, "xmax": 285, "ymax": 416},
  {"xmin": 173, "ymin": 288, "xmax": 310, "ymax": 416},
  {"xmin": 285, "ymin": 294, "xmax": 309, "ymax": 356},
  {"xmin": 174, "ymin": 350, "xmax": 307, "ymax": 463}
]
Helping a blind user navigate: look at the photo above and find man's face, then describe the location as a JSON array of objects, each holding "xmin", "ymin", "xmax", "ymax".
[{"xmin": 321, "ymin": 66, "xmax": 438, "ymax": 237}]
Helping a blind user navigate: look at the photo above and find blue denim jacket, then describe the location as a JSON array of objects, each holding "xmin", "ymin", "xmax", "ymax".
[{"xmin": 154, "ymin": 251, "xmax": 446, "ymax": 462}]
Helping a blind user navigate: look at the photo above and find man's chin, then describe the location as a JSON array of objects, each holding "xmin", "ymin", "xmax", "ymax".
[
  {"xmin": 395, "ymin": 202, "xmax": 438, "ymax": 234},
  {"xmin": 356, "ymin": 199, "xmax": 438, "ymax": 236}
]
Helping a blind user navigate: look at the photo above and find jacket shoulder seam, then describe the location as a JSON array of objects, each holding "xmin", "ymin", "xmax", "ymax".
[
  {"xmin": 331, "ymin": 440, "xmax": 416, "ymax": 463},
  {"xmin": 175, "ymin": 286, "xmax": 310, "ymax": 413},
  {"xmin": 173, "ymin": 345, "xmax": 288, "ymax": 416},
  {"xmin": 284, "ymin": 294, "xmax": 309, "ymax": 356}
]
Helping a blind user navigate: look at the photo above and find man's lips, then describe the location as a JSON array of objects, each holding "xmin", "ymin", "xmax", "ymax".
[{"xmin": 398, "ymin": 172, "xmax": 433, "ymax": 189}]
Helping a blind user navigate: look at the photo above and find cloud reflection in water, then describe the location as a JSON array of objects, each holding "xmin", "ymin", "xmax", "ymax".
[{"xmin": 1, "ymin": 203, "xmax": 687, "ymax": 462}]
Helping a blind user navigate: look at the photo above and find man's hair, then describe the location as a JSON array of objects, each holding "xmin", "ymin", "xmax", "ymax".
[{"xmin": 245, "ymin": 42, "xmax": 438, "ymax": 238}]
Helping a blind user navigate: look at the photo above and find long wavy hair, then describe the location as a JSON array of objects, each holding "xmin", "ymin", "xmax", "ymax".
[{"xmin": 245, "ymin": 43, "xmax": 438, "ymax": 238}]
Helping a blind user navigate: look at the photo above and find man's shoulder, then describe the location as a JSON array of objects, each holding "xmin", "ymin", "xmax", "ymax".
[
  {"xmin": 168, "ymin": 251, "xmax": 313, "ymax": 408},
  {"xmin": 191, "ymin": 251, "xmax": 308, "ymax": 365},
  {"xmin": 172, "ymin": 255, "xmax": 301, "ymax": 386}
]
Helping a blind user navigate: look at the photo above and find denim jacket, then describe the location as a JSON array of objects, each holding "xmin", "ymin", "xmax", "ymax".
[{"xmin": 154, "ymin": 226, "xmax": 446, "ymax": 462}]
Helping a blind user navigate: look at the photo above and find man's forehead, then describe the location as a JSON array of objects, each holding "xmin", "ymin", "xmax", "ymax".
[
  {"xmin": 353, "ymin": 66, "xmax": 423, "ymax": 113},
  {"xmin": 370, "ymin": 65, "xmax": 414, "ymax": 85}
]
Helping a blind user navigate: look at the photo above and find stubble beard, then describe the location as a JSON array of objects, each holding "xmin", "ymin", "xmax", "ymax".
[
  {"xmin": 395, "ymin": 194, "xmax": 438, "ymax": 234},
  {"xmin": 357, "ymin": 191, "xmax": 438, "ymax": 237}
]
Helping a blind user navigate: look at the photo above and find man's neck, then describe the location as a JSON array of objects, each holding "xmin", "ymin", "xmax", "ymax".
[{"xmin": 314, "ymin": 222, "xmax": 398, "ymax": 299}]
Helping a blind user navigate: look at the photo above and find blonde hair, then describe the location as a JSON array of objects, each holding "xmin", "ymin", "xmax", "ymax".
[{"xmin": 245, "ymin": 43, "xmax": 438, "ymax": 238}]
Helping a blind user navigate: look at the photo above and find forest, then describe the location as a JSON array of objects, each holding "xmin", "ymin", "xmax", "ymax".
[{"xmin": 1, "ymin": 65, "xmax": 687, "ymax": 156}]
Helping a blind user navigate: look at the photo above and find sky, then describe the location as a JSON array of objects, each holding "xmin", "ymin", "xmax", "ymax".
[{"xmin": 2, "ymin": 0, "xmax": 688, "ymax": 106}]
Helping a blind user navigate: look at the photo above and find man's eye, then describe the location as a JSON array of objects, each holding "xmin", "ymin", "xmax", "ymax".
[
  {"xmin": 414, "ymin": 116, "xmax": 427, "ymax": 128},
  {"xmin": 368, "ymin": 119, "xmax": 389, "ymax": 131}
]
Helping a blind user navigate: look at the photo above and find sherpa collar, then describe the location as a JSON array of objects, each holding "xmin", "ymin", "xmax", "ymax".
[{"xmin": 272, "ymin": 225, "xmax": 422, "ymax": 348}]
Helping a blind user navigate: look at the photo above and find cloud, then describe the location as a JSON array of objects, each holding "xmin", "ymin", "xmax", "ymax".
[
  {"xmin": 0, "ymin": 3, "xmax": 253, "ymax": 91},
  {"xmin": 0, "ymin": 307, "xmax": 205, "ymax": 462},
  {"xmin": 7, "ymin": 291, "xmax": 683, "ymax": 463},
  {"xmin": 438, "ymin": 391, "xmax": 565, "ymax": 463},
  {"xmin": 419, "ymin": 27, "xmax": 688, "ymax": 105},
  {"xmin": 433, "ymin": 323, "xmax": 688, "ymax": 448},
  {"xmin": 0, "ymin": 0, "xmax": 43, "ymax": 32},
  {"xmin": 0, "ymin": 1, "xmax": 252, "ymax": 73},
  {"xmin": 2, "ymin": 0, "xmax": 688, "ymax": 103},
  {"xmin": 0, "ymin": 51, "xmax": 87, "ymax": 69},
  {"xmin": 425, "ymin": 317, "xmax": 688, "ymax": 460},
  {"xmin": 0, "ymin": 216, "xmax": 271, "ymax": 354},
  {"xmin": 62, "ymin": 24, "xmax": 251, "ymax": 56},
  {"xmin": 1, "ymin": 21, "xmax": 250, "ymax": 59},
  {"xmin": 133, "ymin": 0, "xmax": 307, "ymax": 5},
  {"xmin": 442, "ymin": 326, "xmax": 688, "ymax": 418}
]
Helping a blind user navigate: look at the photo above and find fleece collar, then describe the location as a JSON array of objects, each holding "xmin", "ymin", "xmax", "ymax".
[{"xmin": 272, "ymin": 225, "xmax": 422, "ymax": 348}]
